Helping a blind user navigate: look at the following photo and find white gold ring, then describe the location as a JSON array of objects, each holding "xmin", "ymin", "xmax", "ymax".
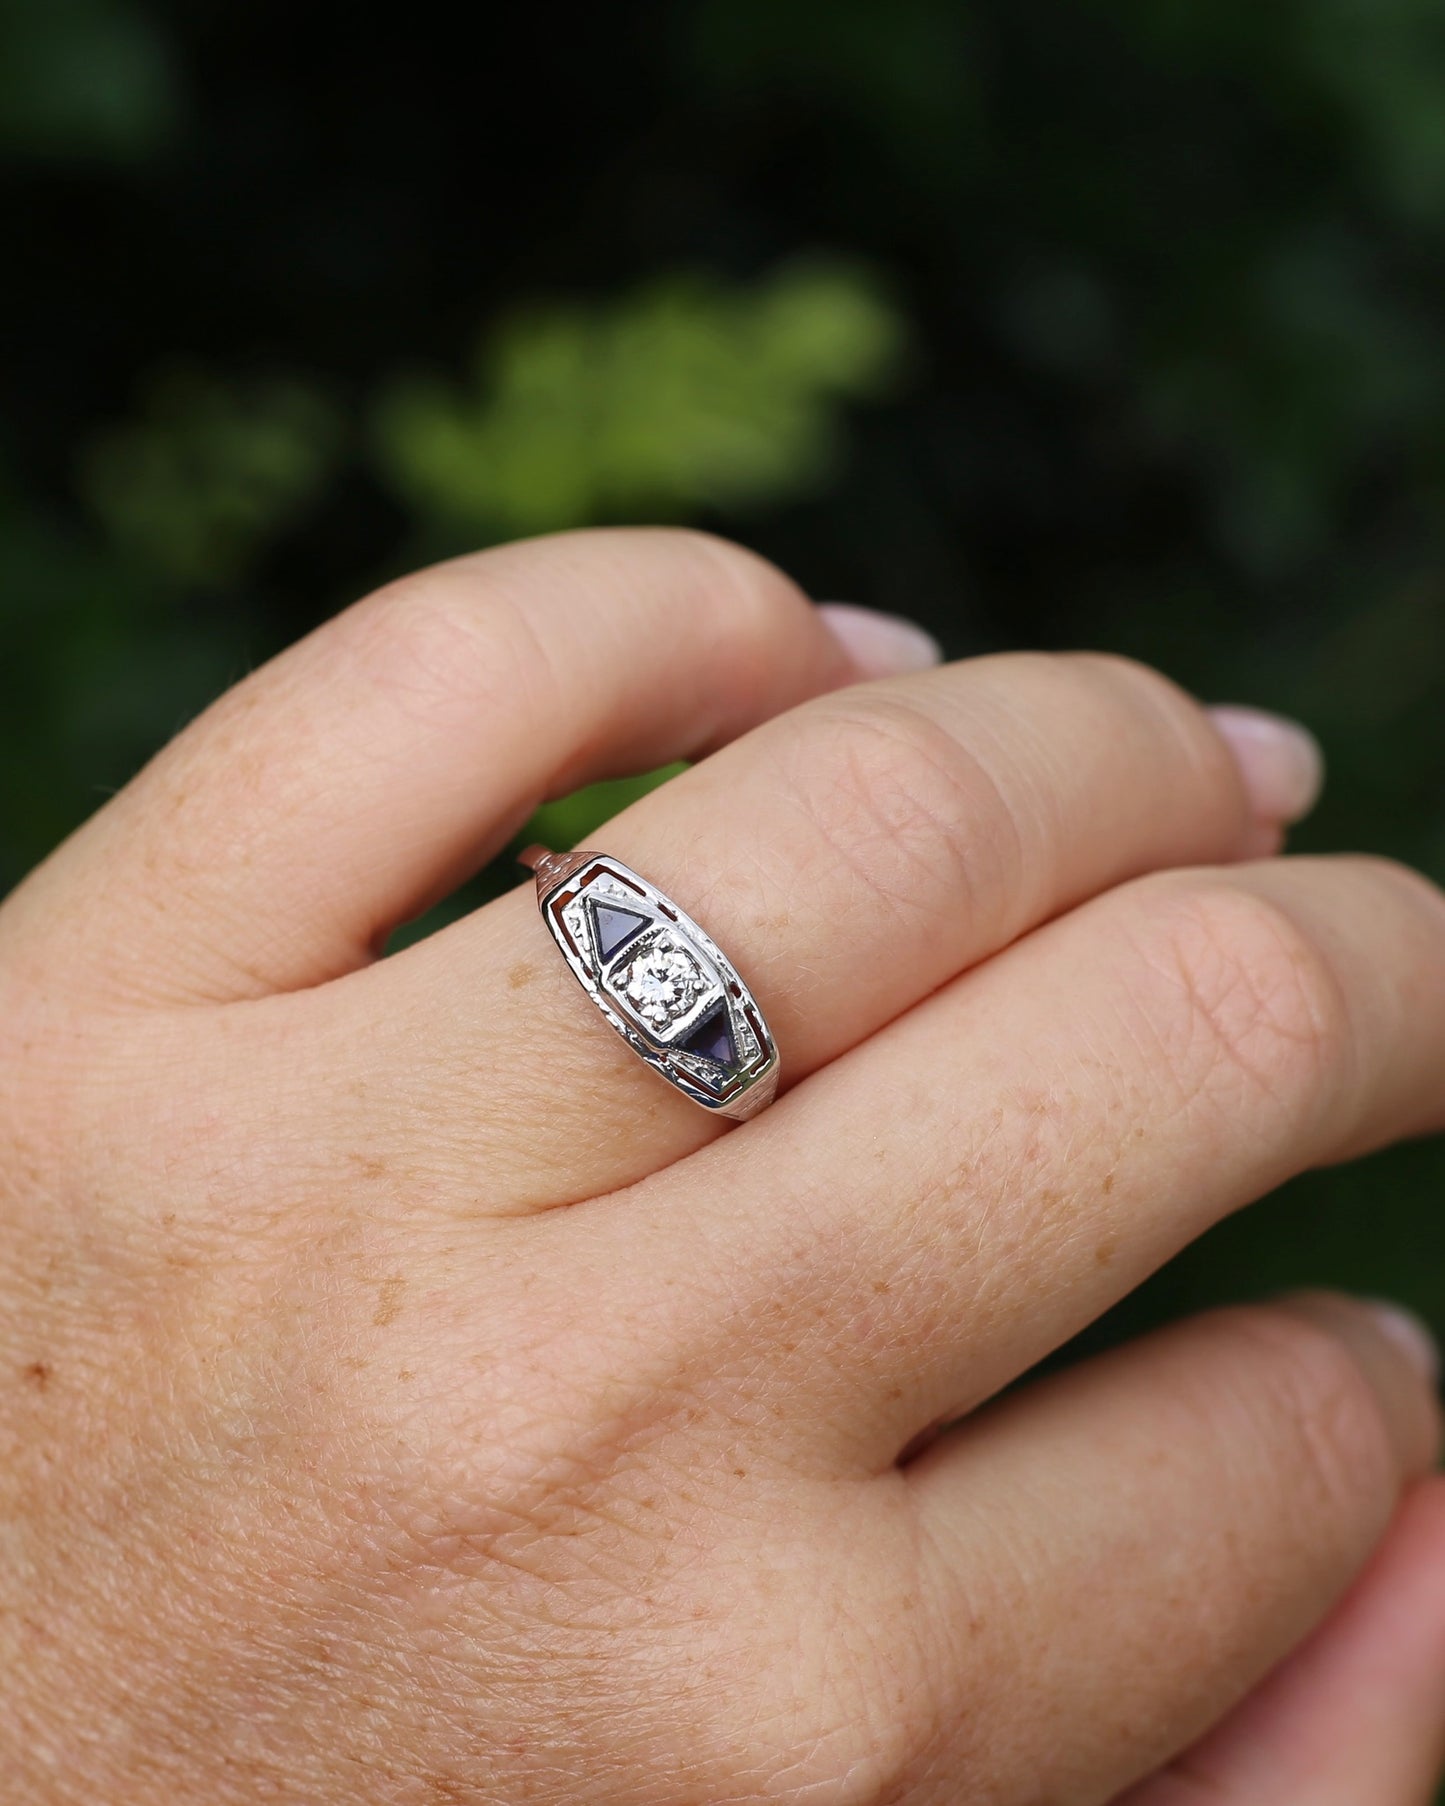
[{"xmin": 521, "ymin": 846, "xmax": 780, "ymax": 1122}]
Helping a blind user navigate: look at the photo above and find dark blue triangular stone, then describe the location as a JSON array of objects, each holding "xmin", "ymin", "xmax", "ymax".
[
  {"xmin": 680, "ymin": 1009, "xmax": 736, "ymax": 1070},
  {"xmin": 593, "ymin": 903, "xmax": 649, "ymax": 961}
]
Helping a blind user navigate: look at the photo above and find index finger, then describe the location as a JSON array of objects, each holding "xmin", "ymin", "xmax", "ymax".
[{"xmin": 3, "ymin": 529, "xmax": 874, "ymax": 1005}]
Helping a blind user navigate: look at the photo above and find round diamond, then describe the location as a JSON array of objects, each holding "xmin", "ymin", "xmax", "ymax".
[{"xmin": 622, "ymin": 938, "xmax": 702, "ymax": 1028}]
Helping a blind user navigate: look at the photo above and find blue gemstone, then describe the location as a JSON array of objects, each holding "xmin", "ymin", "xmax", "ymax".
[
  {"xmin": 593, "ymin": 904, "xmax": 649, "ymax": 960},
  {"xmin": 680, "ymin": 1010, "xmax": 736, "ymax": 1069}
]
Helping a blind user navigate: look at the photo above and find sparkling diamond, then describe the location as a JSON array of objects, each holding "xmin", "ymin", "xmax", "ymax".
[{"xmin": 621, "ymin": 938, "xmax": 702, "ymax": 1029}]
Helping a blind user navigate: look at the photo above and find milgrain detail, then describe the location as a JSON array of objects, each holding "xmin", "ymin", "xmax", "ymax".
[{"xmin": 521, "ymin": 849, "xmax": 779, "ymax": 1121}]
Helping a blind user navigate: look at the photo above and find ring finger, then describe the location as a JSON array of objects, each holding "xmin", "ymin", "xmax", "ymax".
[{"xmin": 303, "ymin": 647, "xmax": 1306, "ymax": 1208}]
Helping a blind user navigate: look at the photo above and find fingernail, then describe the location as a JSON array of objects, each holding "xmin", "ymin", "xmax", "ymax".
[
  {"xmin": 818, "ymin": 603, "xmax": 943, "ymax": 678},
  {"xmin": 1208, "ymin": 705, "xmax": 1325, "ymax": 826},
  {"xmin": 1363, "ymin": 1299, "xmax": 1442, "ymax": 1386}
]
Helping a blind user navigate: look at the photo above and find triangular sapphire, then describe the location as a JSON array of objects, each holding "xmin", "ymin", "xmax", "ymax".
[
  {"xmin": 592, "ymin": 903, "xmax": 650, "ymax": 961},
  {"xmin": 679, "ymin": 1008, "xmax": 736, "ymax": 1070}
]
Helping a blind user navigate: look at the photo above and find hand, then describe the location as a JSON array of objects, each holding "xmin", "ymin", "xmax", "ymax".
[{"xmin": 3, "ymin": 529, "xmax": 1443, "ymax": 1804}]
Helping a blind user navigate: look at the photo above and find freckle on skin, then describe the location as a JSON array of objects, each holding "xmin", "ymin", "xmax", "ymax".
[
  {"xmin": 507, "ymin": 961, "xmax": 537, "ymax": 990},
  {"xmin": 1102, "ymin": 1172, "xmax": 1115, "ymax": 1194},
  {"xmin": 1095, "ymin": 1236, "xmax": 1118, "ymax": 1267},
  {"xmin": 23, "ymin": 1362, "xmax": 50, "ymax": 1389},
  {"xmin": 373, "ymin": 1276, "xmax": 406, "ymax": 1327}
]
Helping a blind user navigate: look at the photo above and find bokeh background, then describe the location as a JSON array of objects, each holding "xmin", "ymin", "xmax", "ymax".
[{"xmin": 4, "ymin": 3, "xmax": 1445, "ymax": 1442}]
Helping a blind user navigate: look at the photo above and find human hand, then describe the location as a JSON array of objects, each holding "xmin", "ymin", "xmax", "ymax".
[{"xmin": 3, "ymin": 529, "xmax": 1443, "ymax": 1802}]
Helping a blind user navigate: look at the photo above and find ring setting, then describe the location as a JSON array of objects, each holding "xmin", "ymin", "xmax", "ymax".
[{"xmin": 520, "ymin": 846, "xmax": 779, "ymax": 1121}]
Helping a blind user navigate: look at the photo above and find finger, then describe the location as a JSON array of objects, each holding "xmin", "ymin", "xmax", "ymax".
[
  {"xmin": 898, "ymin": 1296, "xmax": 1441, "ymax": 1801},
  {"xmin": 305, "ymin": 653, "xmax": 1312, "ymax": 1208},
  {"xmin": 1119, "ymin": 1474, "xmax": 1445, "ymax": 1804},
  {"xmin": 623, "ymin": 853, "xmax": 1445, "ymax": 1465},
  {"xmin": 5, "ymin": 529, "xmax": 886, "ymax": 1004}
]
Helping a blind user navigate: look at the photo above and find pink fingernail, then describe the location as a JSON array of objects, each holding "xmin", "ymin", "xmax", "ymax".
[
  {"xmin": 1209, "ymin": 705, "xmax": 1325, "ymax": 826},
  {"xmin": 1363, "ymin": 1300, "xmax": 1442, "ymax": 1386},
  {"xmin": 818, "ymin": 603, "xmax": 943, "ymax": 678}
]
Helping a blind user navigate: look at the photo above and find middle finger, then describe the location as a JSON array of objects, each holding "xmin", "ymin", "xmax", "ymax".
[{"xmin": 634, "ymin": 852, "xmax": 1445, "ymax": 1473}]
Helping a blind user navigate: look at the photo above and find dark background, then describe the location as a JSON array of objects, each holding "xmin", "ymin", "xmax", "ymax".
[{"xmin": 4, "ymin": 0, "xmax": 1444, "ymax": 1488}]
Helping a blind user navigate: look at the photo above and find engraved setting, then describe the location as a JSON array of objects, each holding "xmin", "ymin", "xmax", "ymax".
[{"xmin": 524, "ymin": 848, "xmax": 779, "ymax": 1120}]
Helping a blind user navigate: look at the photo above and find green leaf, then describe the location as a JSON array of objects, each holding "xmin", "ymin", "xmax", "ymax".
[{"xmin": 371, "ymin": 261, "xmax": 907, "ymax": 541}]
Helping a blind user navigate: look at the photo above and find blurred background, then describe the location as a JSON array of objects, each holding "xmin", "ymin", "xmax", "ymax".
[{"xmin": 3, "ymin": 4, "xmax": 1444, "ymax": 1400}]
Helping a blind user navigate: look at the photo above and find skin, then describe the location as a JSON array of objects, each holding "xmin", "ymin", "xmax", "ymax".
[{"xmin": 1, "ymin": 525, "xmax": 1443, "ymax": 1803}]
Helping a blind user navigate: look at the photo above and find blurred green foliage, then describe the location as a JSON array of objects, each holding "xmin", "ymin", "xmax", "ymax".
[
  {"xmin": 374, "ymin": 263, "xmax": 903, "ymax": 539},
  {"xmin": 0, "ymin": 0, "xmax": 178, "ymax": 161},
  {"xmin": 3, "ymin": 2, "xmax": 1445, "ymax": 1720},
  {"xmin": 80, "ymin": 365, "xmax": 341, "ymax": 585}
]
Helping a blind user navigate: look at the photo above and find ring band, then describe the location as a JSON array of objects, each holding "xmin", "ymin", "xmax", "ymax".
[{"xmin": 520, "ymin": 846, "xmax": 780, "ymax": 1121}]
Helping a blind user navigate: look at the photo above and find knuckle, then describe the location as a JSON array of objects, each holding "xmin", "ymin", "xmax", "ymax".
[
  {"xmin": 333, "ymin": 527, "xmax": 812, "ymax": 734},
  {"xmin": 1068, "ymin": 648, "xmax": 1196, "ymax": 715},
  {"xmin": 1070, "ymin": 650, "xmax": 1242, "ymax": 798},
  {"xmin": 342, "ymin": 572, "xmax": 505, "ymax": 723},
  {"xmin": 636, "ymin": 528, "xmax": 815, "ymax": 710},
  {"xmin": 640, "ymin": 524, "xmax": 801, "ymax": 610},
  {"xmin": 1009, "ymin": 647, "xmax": 1239, "ymax": 797},
  {"xmin": 1125, "ymin": 877, "xmax": 1349, "ymax": 1127},
  {"xmin": 1208, "ymin": 1306, "xmax": 1397, "ymax": 1525},
  {"xmin": 562, "ymin": 525, "xmax": 810, "ymax": 660},
  {"xmin": 1093, "ymin": 645, "xmax": 1220, "ymax": 725},
  {"xmin": 780, "ymin": 692, "xmax": 1018, "ymax": 927}
]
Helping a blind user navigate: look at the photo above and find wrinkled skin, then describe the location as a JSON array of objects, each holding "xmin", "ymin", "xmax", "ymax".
[{"xmin": 2, "ymin": 529, "xmax": 1444, "ymax": 1804}]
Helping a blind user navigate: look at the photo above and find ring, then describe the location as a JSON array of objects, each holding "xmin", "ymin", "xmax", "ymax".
[{"xmin": 520, "ymin": 846, "xmax": 780, "ymax": 1121}]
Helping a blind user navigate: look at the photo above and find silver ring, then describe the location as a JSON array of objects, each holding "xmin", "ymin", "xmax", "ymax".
[{"xmin": 520, "ymin": 846, "xmax": 780, "ymax": 1122}]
